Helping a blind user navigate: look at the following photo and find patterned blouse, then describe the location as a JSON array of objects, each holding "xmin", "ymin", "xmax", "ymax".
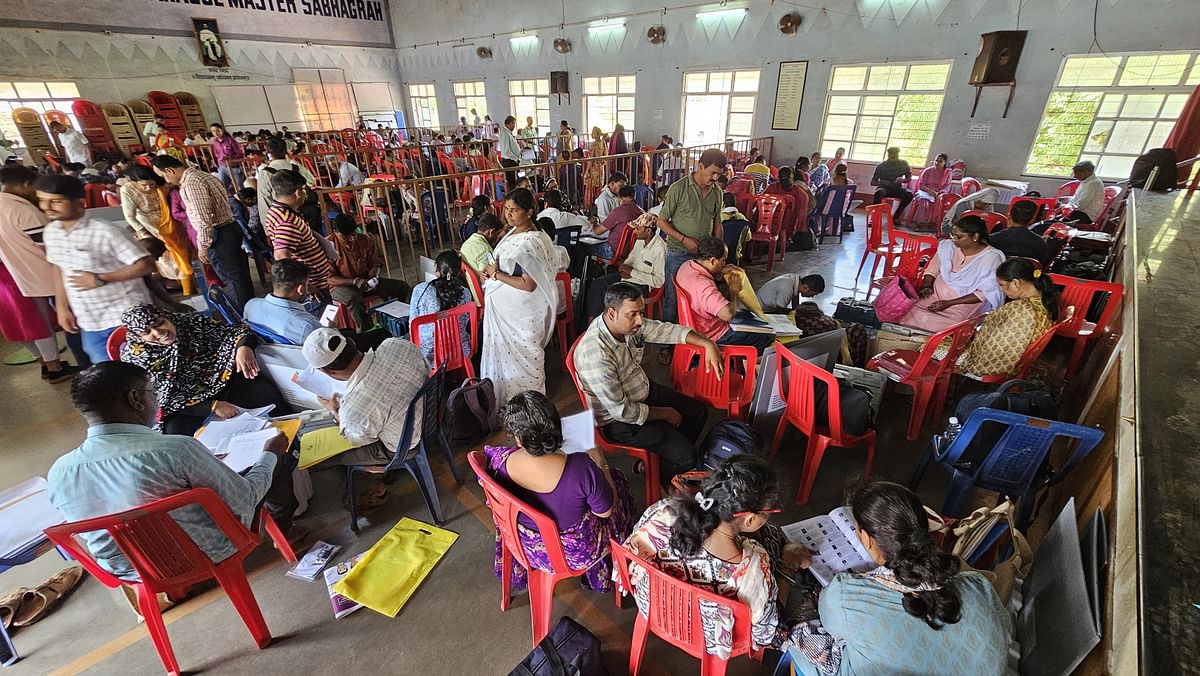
[{"xmin": 960, "ymin": 296, "xmax": 1052, "ymax": 377}]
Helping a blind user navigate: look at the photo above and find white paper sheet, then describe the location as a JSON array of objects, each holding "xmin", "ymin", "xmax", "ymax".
[
  {"xmin": 373, "ymin": 300, "xmax": 411, "ymax": 319},
  {"xmin": 235, "ymin": 404, "xmax": 276, "ymax": 418},
  {"xmin": 560, "ymin": 411, "xmax": 597, "ymax": 454},
  {"xmin": 196, "ymin": 413, "xmax": 269, "ymax": 455},
  {"xmin": 293, "ymin": 366, "xmax": 346, "ymax": 401},
  {"xmin": 219, "ymin": 428, "xmax": 279, "ymax": 472},
  {"xmin": 0, "ymin": 477, "xmax": 65, "ymax": 558},
  {"xmin": 782, "ymin": 506, "xmax": 875, "ymax": 585}
]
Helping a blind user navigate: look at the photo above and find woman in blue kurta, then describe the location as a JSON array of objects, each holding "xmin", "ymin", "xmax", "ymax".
[{"xmin": 791, "ymin": 481, "xmax": 1013, "ymax": 676}]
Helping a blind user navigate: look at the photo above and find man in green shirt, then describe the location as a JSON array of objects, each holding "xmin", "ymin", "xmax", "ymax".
[{"xmin": 656, "ymin": 148, "xmax": 726, "ymax": 323}]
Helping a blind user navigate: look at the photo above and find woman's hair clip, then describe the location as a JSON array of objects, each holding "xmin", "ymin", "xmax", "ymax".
[
  {"xmin": 695, "ymin": 491, "xmax": 715, "ymax": 511},
  {"xmin": 1033, "ymin": 269, "xmax": 1042, "ymax": 278}
]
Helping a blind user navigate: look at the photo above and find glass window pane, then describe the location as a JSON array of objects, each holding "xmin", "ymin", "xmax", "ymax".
[
  {"xmin": 733, "ymin": 70, "xmax": 759, "ymax": 92},
  {"xmin": 453, "ymin": 82, "xmax": 465, "ymax": 95},
  {"xmin": 583, "ymin": 77, "xmax": 599, "ymax": 95},
  {"xmin": 617, "ymin": 96, "xmax": 635, "ymax": 112},
  {"xmin": 1121, "ymin": 94, "xmax": 1165, "ymax": 118},
  {"xmin": 1162, "ymin": 94, "xmax": 1189, "ymax": 120},
  {"xmin": 618, "ymin": 76, "xmax": 635, "ymax": 93},
  {"xmin": 0, "ymin": 83, "xmax": 15, "ymax": 98},
  {"xmin": 45, "ymin": 82, "xmax": 79, "ymax": 98},
  {"xmin": 1119, "ymin": 53, "xmax": 1190, "ymax": 87},
  {"xmin": 536, "ymin": 80, "xmax": 549, "ymax": 95},
  {"xmin": 867, "ymin": 65, "xmax": 906, "ymax": 91},
  {"xmin": 730, "ymin": 96, "xmax": 755, "ymax": 113},
  {"xmin": 1107, "ymin": 119, "xmax": 1154, "ymax": 154},
  {"xmin": 600, "ymin": 77, "xmax": 616, "ymax": 95},
  {"xmin": 1084, "ymin": 120, "xmax": 1113, "ymax": 152},
  {"xmin": 684, "ymin": 73, "xmax": 708, "ymax": 94},
  {"xmin": 861, "ymin": 96, "xmax": 896, "ymax": 116},
  {"xmin": 827, "ymin": 96, "xmax": 860, "ymax": 115},
  {"xmin": 831, "ymin": 66, "xmax": 867, "ymax": 91},
  {"xmin": 851, "ymin": 143, "xmax": 886, "ymax": 161},
  {"xmin": 1059, "ymin": 55, "xmax": 1119, "ymax": 87},
  {"xmin": 728, "ymin": 112, "xmax": 753, "ymax": 137},
  {"xmin": 14, "ymin": 82, "xmax": 48, "ymax": 98},
  {"xmin": 823, "ymin": 115, "xmax": 858, "ymax": 140},
  {"xmin": 1189, "ymin": 62, "xmax": 1200, "ymax": 86},
  {"xmin": 1098, "ymin": 94, "xmax": 1123, "ymax": 118},
  {"xmin": 1148, "ymin": 120, "xmax": 1174, "ymax": 148},
  {"xmin": 854, "ymin": 116, "xmax": 892, "ymax": 143},
  {"xmin": 1096, "ymin": 155, "xmax": 1135, "ymax": 179},
  {"xmin": 509, "ymin": 81, "xmax": 521, "ymax": 95},
  {"xmin": 1025, "ymin": 91, "xmax": 1102, "ymax": 176},
  {"xmin": 905, "ymin": 64, "xmax": 950, "ymax": 90},
  {"xmin": 709, "ymin": 72, "xmax": 733, "ymax": 93},
  {"xmin": 617, "ymin": 111, "xmax": 635, "ymax": 129}
]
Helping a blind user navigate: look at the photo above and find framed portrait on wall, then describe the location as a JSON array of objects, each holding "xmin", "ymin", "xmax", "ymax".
[{"xmin": 192, "ymin": 18, "xmax": 228, "ymax": 68}]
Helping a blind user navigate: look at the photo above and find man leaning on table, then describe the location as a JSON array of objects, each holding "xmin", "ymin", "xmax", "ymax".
[{"xmin": 47, "ymin": 362, "xmax": 300, "ymax": 581}]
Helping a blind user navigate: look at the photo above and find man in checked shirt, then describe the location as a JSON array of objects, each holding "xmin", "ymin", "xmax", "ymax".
[
  {"xmin": 572, "ymin": 281, "xmax": 722, "ymax": 484},
  {"xmin": 152, "ymin": 155, "xmax": 254, "ymax": 310}
]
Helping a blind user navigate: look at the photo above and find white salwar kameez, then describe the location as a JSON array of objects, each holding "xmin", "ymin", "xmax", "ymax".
[{"xmin": 481, "ymin": 229, "xmax": 559, "ymax": 405}]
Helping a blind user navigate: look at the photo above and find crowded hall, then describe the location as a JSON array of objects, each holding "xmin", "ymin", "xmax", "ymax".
[{"xmin": 1, "ymin": 0, "xmax": 1197, "ymax": 673}]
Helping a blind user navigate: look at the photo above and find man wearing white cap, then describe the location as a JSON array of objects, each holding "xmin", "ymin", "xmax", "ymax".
[{"xmin": 302, "ymin": 327, "xmax": 428, "ymax": 509}]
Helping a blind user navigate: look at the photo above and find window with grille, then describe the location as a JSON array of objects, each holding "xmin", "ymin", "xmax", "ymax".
[
  {"xmin": 1025, "ymin": 52, "xmax": 1199, "ymax": 178},
  {"xmin": 0, "ymin": 81, "xmax": 81, "ymax": 147},
  {"xmin": 508, "ymin": 79, "xmax": 550, "ymax": 134},
  {"xmin": 407, "ymin": 83, "xmax": 440, "ymax": 128},
  {"xmin": 817, "ymin": 61, "xmax": 951, "ymax": 167},
  {"xmin": 583, "ymin": 75, "xmax": 636, "ymax": 142},
  {"xmin": 453, "ymin": 81, "xmax": 487, "ymax": 123},
  {"xmin": 680, "ymin": 69, "xmax": 760, "ymax": 147}
]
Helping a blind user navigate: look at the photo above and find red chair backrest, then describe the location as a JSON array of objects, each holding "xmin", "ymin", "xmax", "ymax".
[
  {"xmin": 889, "ymin": 232, "xmax": 938, "ymax": 284},
  {"xmin": 555, "ymin": 271, "xmax": 573, "ymax": 324},
  {"xmin": 909, "ymin": 318, "xmax": 977, "ymax": 382},
  {"xmin": 106, "ymin": 325, "xmax": 128, "ymax": 360},
  {"xmin": 1008, "ymin": 307, "xmax": 1075, "ymax": 380},
  {"xmin": 83, "ymin": 182, "xmax": 109, "ymax": 208},
  {"xmin": 935, "ymin": 193, "xmax": 961, "ymax": 221},
  {"xmin": 409, "ymin": 302, "xmax": 478, "ymax": 374},
  {"xmin": 460, "ymin": 261, "xmax": 484, "ymax": 310},
  {"xmin": 674, "ymin": 282, "xmax": 698, "ymax": 330},
  {"xmin": 671, "ymin": 343, "xmax": 758, "ymax": 417},
  {"xmin": 961, "ymin": 177, "xmax": 982, "ymax": 194},
  {"xmin": 864, "ymin": 203, "xmax": 894, "ymax": 249},
  {"xmin": 609, "ymin": 539, "xmax": 756, "ymax": 663},
  {"xmin": 1046, "ymin": 274, "xmax": 1124, "ymax": 339},
  {"xmin": 958, "ymin": 210, "xmax": 1007, "ymax": 233},
  {"xmin": 563, "ymin": 337, "xmax": 590, "ymax": 410},
  {"xmin": 467, "ymin": 451, "xmax": 579, "ymax": 576},
  {"xmin": 610, "ymin": 223, "xmax": 638, "ymax": 262},
  {"xmin": 751, "ymin": 194, "xmax": 784, "ymax": 234},
  {"xmin": 1055, "ymin": 180, "xmax": 1080, "ymax": 200},
  {"xmin": 43, "ymin": 487, "xmax": 259, "ymax": 593},
  {"xmin": 727, "ymin": 178, "xmax": 753, "ymax": 195},
  {"xmin": 775, "ymin": 342, "xmax": 855, "ymax": 441}
]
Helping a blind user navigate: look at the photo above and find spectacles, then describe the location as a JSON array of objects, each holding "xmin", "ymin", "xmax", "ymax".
[{"xmin": 733, "ymin": 508, "xmax": 781, "ymax": 518}]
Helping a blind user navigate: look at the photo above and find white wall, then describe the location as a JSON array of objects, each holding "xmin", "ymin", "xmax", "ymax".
[
  {"xmin": 0, "ymin": 27, "xmax": 402, "ymax": 127},
  {"xmin": 388, "ymin": 0, "xmax": 1193, "ymax": 184}
]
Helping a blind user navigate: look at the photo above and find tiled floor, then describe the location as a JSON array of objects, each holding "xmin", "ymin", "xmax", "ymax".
[{"xmin": 0, "ymin": 210, "xmax": 952, "ymax": 675}]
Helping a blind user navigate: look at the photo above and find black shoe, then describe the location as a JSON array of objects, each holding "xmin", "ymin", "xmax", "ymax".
[{"xmin": 43, "ymin": 364, "xmax": 82, "ymax": 384}]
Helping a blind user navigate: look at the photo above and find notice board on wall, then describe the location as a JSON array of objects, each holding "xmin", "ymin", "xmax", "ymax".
[{"xmin": 771, "ymin": 61, "xmax": 808, "ymax": 131}]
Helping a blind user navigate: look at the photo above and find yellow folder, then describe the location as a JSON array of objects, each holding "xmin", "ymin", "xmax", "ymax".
[
  {"xmin": 332, "ymin": 518, "xmax": 458, "ymax": 618},
  {"xmin": 297, "ymin": 426, "xmax": 357, "ymax": 469}
]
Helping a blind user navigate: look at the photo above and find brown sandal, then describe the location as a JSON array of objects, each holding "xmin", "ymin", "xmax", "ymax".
[
  {"xmin": 0, "ymin": 588, "xmax": 28, "ymax": 629},
  {"xmin": 12, "ymin": 566, "xmax": 84, "ymax": 627}
]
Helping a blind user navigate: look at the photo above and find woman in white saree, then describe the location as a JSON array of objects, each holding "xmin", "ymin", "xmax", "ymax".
[{"xmin": 481, "ymin": 188, "xmax": 561, "ymax": 404}]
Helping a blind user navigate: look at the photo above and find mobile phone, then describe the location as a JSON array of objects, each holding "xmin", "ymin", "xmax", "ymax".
[
  {"xmin": 366, "ymin": 277, "xmax": 379, "ymax": 290},
  {"xmin": 486, "ymin": 251, "xmax": 496, "ymax": 266}
]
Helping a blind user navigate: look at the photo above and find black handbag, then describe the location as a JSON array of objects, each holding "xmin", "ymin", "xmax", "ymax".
[
  {"xmin": 832, "ymin": 297, "xmax": 881, "ymax": 329},
  {"xmin": 510, "ymin": 617, "xmax": 606, "ymax": 676}
]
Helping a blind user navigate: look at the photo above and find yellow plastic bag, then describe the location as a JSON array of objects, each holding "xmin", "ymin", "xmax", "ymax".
[{"xmin": 331, "ymin": 518, "xmax": 458, "ymax": 618}]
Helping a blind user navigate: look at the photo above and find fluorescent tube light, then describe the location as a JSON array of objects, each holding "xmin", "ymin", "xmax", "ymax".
[
  {"xmin": 696, "ymin": 8, "xmax": 747, "ymax": 20},
  {"xmin": 509, "ymin": 35, "xmax": 538, "ymax": 47},
  {"xmin": 588, "ymin": 21, "xmax": 626, "ymax": 33}
]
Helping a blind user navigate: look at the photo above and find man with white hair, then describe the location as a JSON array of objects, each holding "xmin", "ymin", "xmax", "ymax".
[{"xmin": 332, "ymin": 156, "xmax": 366, "ymax": 188}]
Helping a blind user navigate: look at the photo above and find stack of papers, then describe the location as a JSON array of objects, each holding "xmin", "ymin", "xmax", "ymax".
[
  {"xmin": 730, "ymin": 310, "xmax": 803, "ymax": 336},
  {"xmin": 0, "ymin": 477, "xmax": 65, "ymax": 558},
  {"xmin": 292, "ymin": 366, "xmax": 346, "ymax": 401},
  {"xmin": 196, "ymin": 413, "xmax": 270, "ymax": 455},
  {"xmin": 195, "ymin": 414, "xmax": 288, "ymax": 471}
]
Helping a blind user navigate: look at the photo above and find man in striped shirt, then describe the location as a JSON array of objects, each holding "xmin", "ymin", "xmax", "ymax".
[
  {"xmin": 152, "ymin": 154, "xmax": 254, "ymax": 310},
  {"xmin": 263, "ymin": 170, "xmax": 333, "ymax": 296}
]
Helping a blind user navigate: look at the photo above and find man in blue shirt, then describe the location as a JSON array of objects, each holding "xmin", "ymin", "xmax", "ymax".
[
  {"xmin": 244, "ymin": 259, "xmax": 322, "ymax": 345},
  {"xmin": 47, "ymin": 362, "xmax": 297, "ymax": 580}
]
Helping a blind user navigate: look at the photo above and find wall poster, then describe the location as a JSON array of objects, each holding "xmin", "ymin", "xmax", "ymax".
[
  {"xmin": 771, "ymin": 60, "xmax": 808, "ymax": 131},
  {"xmin": 193, "ymin": 18, "xmax": 229, "ymax": 68}
]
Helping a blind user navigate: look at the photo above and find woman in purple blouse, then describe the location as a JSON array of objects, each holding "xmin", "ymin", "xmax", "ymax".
[{"xmin": 484, "ymin": 390, "xmax": 634, "ymax": 592}]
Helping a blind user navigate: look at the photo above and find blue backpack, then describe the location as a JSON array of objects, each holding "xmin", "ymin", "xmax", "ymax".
[{"xmin": 699, "ymin": 420, "xmax": 759, "ymax": 471}]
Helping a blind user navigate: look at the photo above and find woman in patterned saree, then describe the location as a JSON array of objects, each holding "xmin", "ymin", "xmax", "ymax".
[
  {"xmin": 484, "ymin": 390, "xmax": 634, "ymax": 593},
  {"xmin": 959, "ymin": 257, "xmax": 1058, "ymax": 377}
]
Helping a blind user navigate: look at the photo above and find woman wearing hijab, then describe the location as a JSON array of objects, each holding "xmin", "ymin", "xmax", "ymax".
[{"xmin": 120, "ymin": 305, "xmax": 292, "ymax": 435}]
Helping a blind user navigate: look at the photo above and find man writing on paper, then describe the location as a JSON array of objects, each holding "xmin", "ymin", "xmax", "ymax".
[
  {"xmin": 301, "ymin": 328, "xmax": 428, "ymax": 512},
  {"xmin": 48, "ymin": 362, "xmax": 300, "ymax": 581},
  {"xmin": 573, "ymin": 282, "xmax": 720, "ymax": 485}
]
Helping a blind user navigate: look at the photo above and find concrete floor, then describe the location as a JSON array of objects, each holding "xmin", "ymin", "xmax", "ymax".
[{"xmin": 0, "ymin": 210, "xmax": 953, "ymax": 675}]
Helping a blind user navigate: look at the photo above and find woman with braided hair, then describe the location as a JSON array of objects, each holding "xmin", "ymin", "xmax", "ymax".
[{"xmin": 790, "ymin": 481, "xmax": 1012, "ymax": 675}]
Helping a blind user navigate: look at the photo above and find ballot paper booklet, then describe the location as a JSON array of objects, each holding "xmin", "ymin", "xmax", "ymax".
[{"xmin": 782, "ymin": 507, "xmax": 876, "ymax": 585}]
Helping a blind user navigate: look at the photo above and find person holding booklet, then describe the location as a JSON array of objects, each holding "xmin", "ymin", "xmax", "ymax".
[
  {"xmin": 120, "ymin": 305, "xmax": 293, "ymax": 436},
  {"xmin": 483, "ymin": 391, "xmax": 634, "ymax": 593},
  {"xmin": 675, "ymin": 236, "xmax": 774, "ymax": 352},
  {"xmin": 788, "ymin": 482, "xmax": 1012, "ymax": 676}
]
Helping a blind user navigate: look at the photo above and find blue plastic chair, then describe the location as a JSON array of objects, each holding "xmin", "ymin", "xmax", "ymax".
[
  {"xmin": 246, "ymin": 321, "xmax": 294, "ymax": 346},
  {"xmin": 206, "ymin": 285, "xmax": 245, "ymax": 325},
  {"xmin": 634, "ymin": 184, "xmax": 654, "ymax": 211},
  {"xmin": 343, "ymin": 367, "xmax": 462, "ymax": 531},
  {"xmin": 810, "ymin": 183, "xmax": 857, "ymax": 244},
  {"xmin": 914, "ymin": 408, "xmax": 1105, "ymax": 530}
]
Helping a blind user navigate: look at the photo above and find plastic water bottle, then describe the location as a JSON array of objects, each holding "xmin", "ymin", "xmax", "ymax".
[{"xmin": 944, "ymin": 416, "xmax": 962, "ymax": 442}]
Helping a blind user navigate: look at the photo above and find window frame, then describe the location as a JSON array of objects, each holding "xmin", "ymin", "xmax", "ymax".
[
  {"xmin": 507, "ymin": 78, "xmax": 551, "ymax": 134},
  {"xmin": 452, "ymin": 80, "xmax": 488, "ymax": 124},
  {"xmin": 0, "ymin": 80, "xmax": 82, "ymax": 148},
  {"xmin": 406, "ymin": 82, "xmax": 440, "ymax": 129},
  {"xmin": 582, "ymin": 74, "xmax": 637, "ymax": 142},
  {"xmin": 1024, "ymin": 51, "xmax": 1200, "ymax": 179},
  {"xmin": 816, "ymin": 60, "xmax": 953, "ymax": 167},
  {"xmin": 679, "ymin": 68, "xmax": 761, "ymax": 146}
]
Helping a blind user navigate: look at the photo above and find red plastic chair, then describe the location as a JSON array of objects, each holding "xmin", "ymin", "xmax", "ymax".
[
  {"xmin": 961, "ymin": 209, "xmax": 1008, "ymax": 234},
  {"xmin": 1047, "ymin": 274, "xmax": 1124, "ymax": 374},
  {"xmin": 854, "ymin": 203, "xmax": 900, "ymax": 288},
  {"xmin": 868, "ymin": 231, "xmax": 937, "ymax": 298},
  {"xmin": 554, "ymin": 271, "xmax": 574, "ymax": 368},
  {"xmin": 598, "ymin": 223, "xmax": 637, "ymax": 268},
  {"xmin": 769, "ymin": 343, "xmax": 877, "ymax": 505},
  {"xmin": 43, "ymin": 488, "xmax": 277, "ymax": 676},
  {"xmin": 610, "ymin": 539, "xmax": 763, "ymax": 676},
  {"xmin": 467, "ymin": 451, "xmax": 589, "ymax": 646},
  {"xmin": 1009, "ymin": 197, "xmax": 1057, "ymax": 221},
  {"xmin": 1055, "ymin": 180, "xmax": 1080, "ymax": 200},
  {"xmin": 962, "ymin": 307, "xmax": 1075, "ymax": 384},
  {"xmin": 460, "ymin": 261, "xmax": 485, "ymax": 317},
  {"xmin": 961, "ymin": 177, "xmax": 982, "ymax": 195},
  {"xmin": 644, "ymin": 285, "xmax": 664, "ymax": 320},
  {"xmin": 409, "ymin": 302, "xmax": 478, "ymax": 378},
  {"xmin": 671, "ymin": 344, "xmax": 757, "ymax": 420},
  {"xmin": 565, "ymin": 338, "xmax": 661, "ymax": 506},
  {"xmin": 745, "ymin": 195, "xmax": 785, "ymax": 271},
  {"xmin": 106, "ymin": 325, "xmax": 128, "ymax": 360},
  {"xmin": 674, "ymin": 283, "xmax": 699, "ymax": 331},
  {"xmin": 867, "ymin": 318, "xmax": 978, "ymax": 441},
  {"xmin": 933, "ymin": 192, "xmax": 961, "ymax": 227}
]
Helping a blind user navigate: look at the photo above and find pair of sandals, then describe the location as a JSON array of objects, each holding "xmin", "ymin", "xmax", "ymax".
[{"xmin": 0, "ymin": 566, "xmax": 84, "ymax": 630}]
